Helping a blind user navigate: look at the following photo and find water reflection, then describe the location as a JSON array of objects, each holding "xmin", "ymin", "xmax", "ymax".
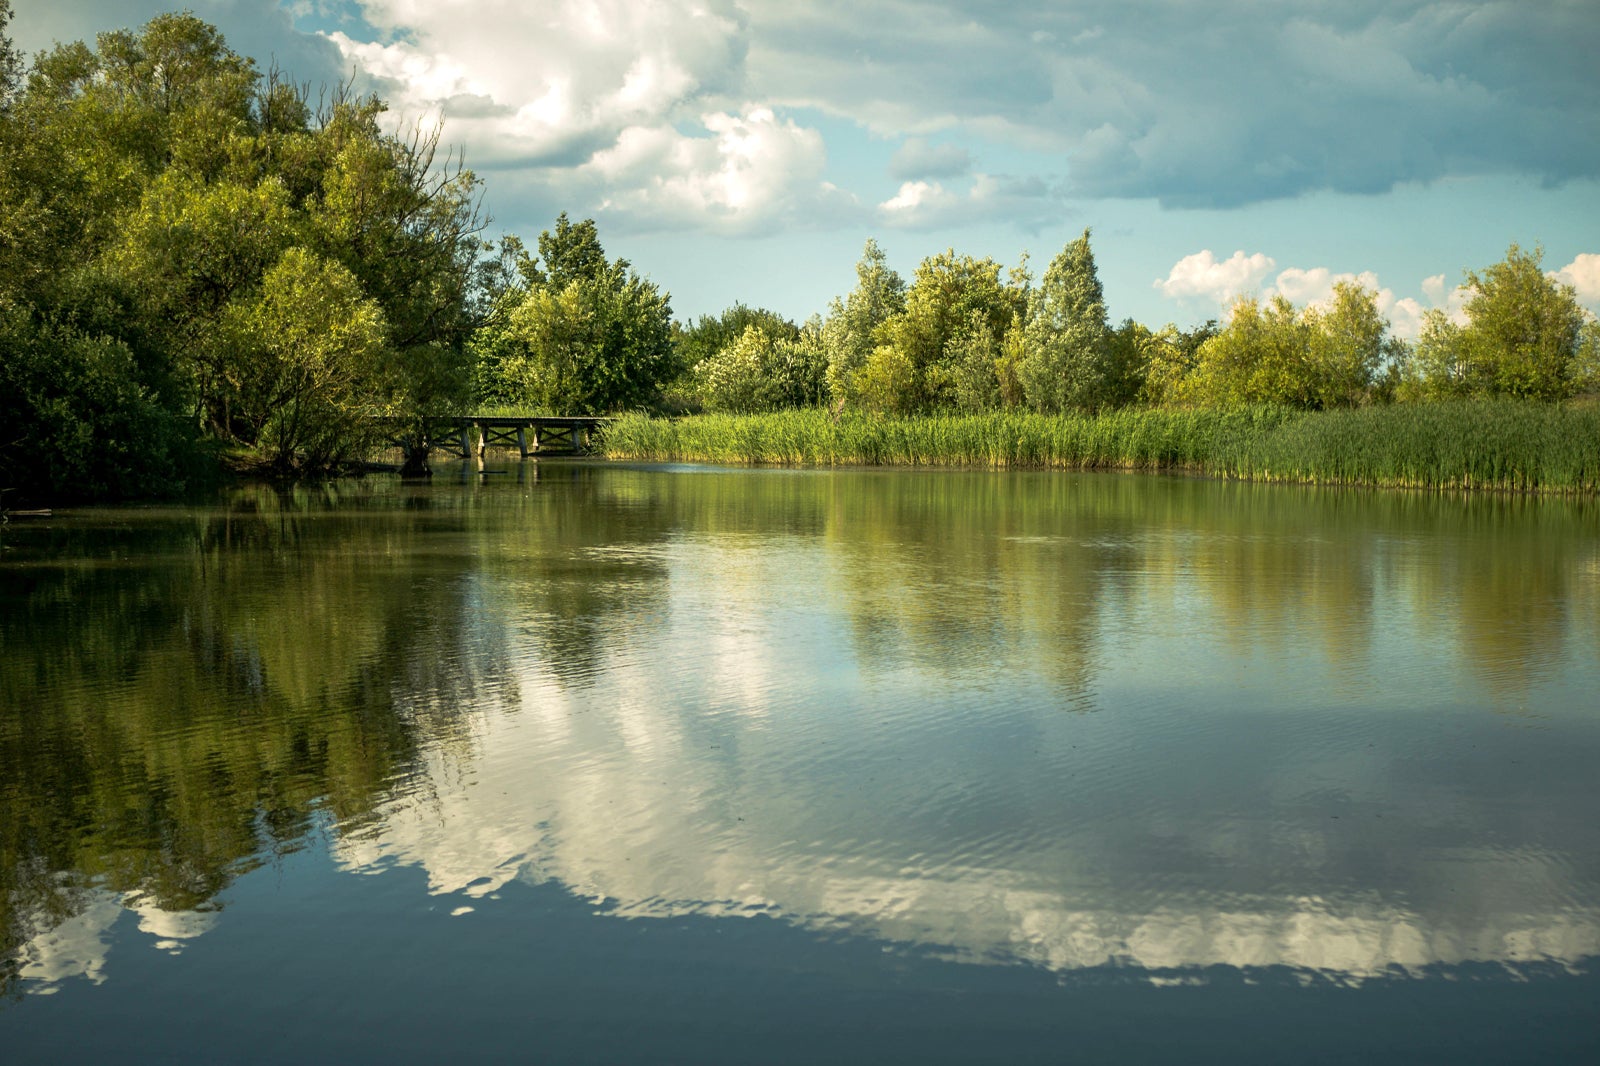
[{"xmin": 3, "ymin": 467, "xmax": 1598, "ymax": 998}]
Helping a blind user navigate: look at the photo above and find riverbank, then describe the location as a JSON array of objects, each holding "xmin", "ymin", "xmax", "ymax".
[{"xmin": 600, "ymin": 400, "xmax": 1600, "ymax": 493}]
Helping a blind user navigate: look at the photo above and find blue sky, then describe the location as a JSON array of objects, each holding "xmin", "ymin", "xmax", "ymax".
[{"xmin": 13, "ymin": 1, "xmax": 1600, "ymax": 333}]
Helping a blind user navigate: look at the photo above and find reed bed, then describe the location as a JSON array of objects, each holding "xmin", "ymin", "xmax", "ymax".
[{"xmin": 600, "ymin": 400, "xmax": 1600, "ymax": 493}]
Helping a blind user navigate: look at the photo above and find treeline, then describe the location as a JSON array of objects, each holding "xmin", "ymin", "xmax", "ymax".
[
  {"xmin": 3, "ymin": 8, "xmax": 1597, "ymax": 502},
  {"xmin": 659, "ymin": 235, "xmax": 1599, "ymax": 418}
]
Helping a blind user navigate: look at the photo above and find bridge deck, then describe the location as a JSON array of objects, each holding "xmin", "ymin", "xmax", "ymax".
[{"xmin": 381, "ymin": 414, "xmax": 612, "ymax": 462}]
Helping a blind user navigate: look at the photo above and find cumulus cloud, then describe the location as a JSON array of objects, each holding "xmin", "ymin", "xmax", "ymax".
[
  {"xmin": 567, "ymin": 107, "xmax": 862, "ymax": 234},
  {"xmin": 876, "ymin": 173, "xmax": 1058, "ymax": 231},
  {"xmin": 1154, "ymin": 250, "xmax": 1277, "ymax": 305},
  {"xmin": 13, "ymin": 2, "xmax": 1599, "ymax": 237},
  {"xmin": 1550, "ymin": 253, "xmax": 1600, "ymax": 310}
]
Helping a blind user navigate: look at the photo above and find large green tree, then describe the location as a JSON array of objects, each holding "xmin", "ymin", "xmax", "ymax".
[
  {"xmin": 472, "ymin": 216, "xmax": 674, "ymax": 414},
  {"xmin": 861, "ymin": 249, "xmax": 1026, "ymax": 413},
  {"xmin": 1019, "ymin": 229, "xmax": 1110, "ymax": 413},
  {"xmin": 1401, "ymin": 246, "xmax": 1587, "ymax": 402}
]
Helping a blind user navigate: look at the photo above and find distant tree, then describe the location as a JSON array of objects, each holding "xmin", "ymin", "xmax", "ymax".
[
  {"xmin": 1460, "ymin": 244, "xmax": 1585, "ymax": 399},
  {"xmin": 535, "ymin": 211, "xmax": 608, "ymax": 288},
  {"xmin": 1304, "ymin": 281, "xmax": 1387, "ymax": 407},
  {"xmin": 823, "ymin": 239, "xmax": 905, "ymax": 406},
  {"xmin": 1183, "ymin": 295, "xmax": 1311, "ymax": 407},
  {"xmin": 1399, "ymin": 245, "xmax": 1586, "ymax": 402},
  {"xmin": 868, "ymin": 248, "xmax": 1025, "ymax": 413},
  {"xmin": 1020, "ymin": 229, "xmax": 1111, "ymax": 412},
  {"xmin": 691, "ymin": 315, "xmax": 828, "ymax": 413},
  {"xmin": 675, "ymin": 303, "xmax": 799, "ymax": 379},
  {"xmin": 1574, "ymin": 319, "xmax": 1600, "ymax": 397},
  {"xmin": 695, "ymin": 325, "xmax": 783, "ymax": 413}
]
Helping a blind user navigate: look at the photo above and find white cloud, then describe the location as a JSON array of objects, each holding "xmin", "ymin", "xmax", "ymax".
[
  {"xmin": 1154, "ymin": 250, "xmax": 1276, "ymax": 305},
  {"xmin": 572, "ymin": 107, "xmax": 860, "ymax": 234},
  {"xmin": 1269, "ymin": 266, "xmax": 1384, "ymax": 308},
  {"xmin": 1550, "ymin": 253, "xmax": 1600, "ymax": 309},
  {"xmin": 875, "ymin": 173, "xmax": 1056, "ymax": 230}
]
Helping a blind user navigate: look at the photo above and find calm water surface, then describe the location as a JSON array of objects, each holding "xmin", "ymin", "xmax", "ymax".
[{"xmin": 2, "ymin": 463, "xmax": 1598, "ymax": 1063}]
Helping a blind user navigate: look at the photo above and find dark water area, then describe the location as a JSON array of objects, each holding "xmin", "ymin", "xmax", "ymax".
[{"xmin": 2, "ymin": 463, "xmax": 1598, "ymax": 1063}]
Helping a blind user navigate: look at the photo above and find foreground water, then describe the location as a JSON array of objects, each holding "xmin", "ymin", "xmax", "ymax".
[{"xmin": 2, "ymin": 463, "xmax": 1598, "ymax": 1063}]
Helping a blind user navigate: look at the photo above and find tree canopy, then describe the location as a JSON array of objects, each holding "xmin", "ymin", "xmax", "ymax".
[{"xmin": 471, "ymin": 215, "xmax": 674, "ymax": 414}]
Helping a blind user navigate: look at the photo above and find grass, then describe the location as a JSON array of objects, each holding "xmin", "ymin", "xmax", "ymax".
[{"xmin": 599, "ymin": 400, "xmax": 1600, "ymax": 494}]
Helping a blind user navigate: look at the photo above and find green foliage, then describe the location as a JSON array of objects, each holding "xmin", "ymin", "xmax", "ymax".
[
  {"xmin": 1304, "ymin": 281, "xmax": 1387, "ymax": 408},
  {"xmin": 0, "ymin": 308, "xmax": 204, "ymax": 500},
  {"xmin": 472, "ymin": 218, "xmax": 674, "ymax": 414},
  {"xmin": 1185, "ymin": 296, "xmax": 1313, "ymax": 407},
  {"xmin": 675, "ymin": 302, "xmax": 799, "ymax": 373},
  {"xmin": 866, "ymin": 248, "xmax": 1026, "ymax": 413},
  {"xmin": 0, "ymin": 11, "xmax": 484, "ymax": 490},
  {"xmin": 1182, "ymin": 286, "xmax": 1390, "ymax": 409},
  {"xmin": 1020, "ymin": 229, "xmax": 1110, "ymax": 412},
  {"xmin": 1399, "ymin": 246, "xmax": 1587, "ymax": 403},
  {"xmin": 695, "ymin": 325, "xmax": 782, "ymax": 413},
  {"xmin": 221, "ymin": 247, "xmax": 389, "ymax": 471},
  {"xmin": 690, "ymin": 318, "xmax": 829, "ymax": 414},
  {"xmin": 0, "ymin": 1, "xmax": 20, "ymax": 107},
  {"xmin": 823, "ymin": 239, "xmax": 905, "ymax": 405}
]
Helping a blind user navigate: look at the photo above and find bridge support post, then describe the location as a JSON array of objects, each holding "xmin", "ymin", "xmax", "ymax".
[{"xmin": 517, "ymin": 427, "xmax": 530, "ymax": 459}]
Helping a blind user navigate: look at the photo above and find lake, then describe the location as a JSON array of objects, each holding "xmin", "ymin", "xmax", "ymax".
[{"xmin": 3, "ymin": 462, "xmax": 1598, "ymax": 1063}]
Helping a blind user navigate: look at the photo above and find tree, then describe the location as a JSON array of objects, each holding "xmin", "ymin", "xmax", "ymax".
[
  {"xmin": 535, "ymin": 212, "xmax": 608, "ymax": 288},
  {"xmin": 867, "ymin": 249, "xmax": 1025, "ymax": 413},
  {"xmin": 1398, "ymin": 245, "xmax": 1586, "ymax": 402},
  {"xmin": 473, "ymin": 217, "xmax": 674, "ymax": 414},
  {"xmin": 1461, "ymin": 244, "xmax": 1585, "ymax": 400},
  {"xmin": 0, "ymin": 11, "xmax": 487, "ymax": 493},
  {"xmin": 0, "ymin": 1, "xmax": 21, "ymax": 108},
  {"xmin": 222, "ymin": 247, "xmax": 389, "ymax": 471},
  {"xmin": 1183, "ymin": 295, "xmax": 1312, "ymax": 407},
  {"xmin": 695, "ymin": 325, "xmax": 783, "ymax": 413},
  {"xmin": 693, "ymin": 317, "xmax": 829, "ymax": 413},
  {"xmin": 676, "ymin": 303, "xmax": 799, "ymax": 375},
  {"xmin": 1304, "ymin": 281, "xmax": 1387, "ymax": 407},
  {"xmin": 1020, "ymin": 229, "xmax": 1111, "ymax": 412},
  {"xmin": 823, "ymin": 239, "xmax": 905, "ymax": 406},
  {"xmin": 1140, "ymin": 320, "xmax": 1217, "ymax": 406}
]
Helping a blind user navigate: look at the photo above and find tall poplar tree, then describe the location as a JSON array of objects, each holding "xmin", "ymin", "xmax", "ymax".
[{"xmin": 1020, "ymin": 229, "xmax": 1111, "ymax": 413}]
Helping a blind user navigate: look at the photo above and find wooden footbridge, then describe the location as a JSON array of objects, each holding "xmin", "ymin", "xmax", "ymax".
[{"xmin": 384, "ymin": 415, "xmax": 611, "ymax": 474}]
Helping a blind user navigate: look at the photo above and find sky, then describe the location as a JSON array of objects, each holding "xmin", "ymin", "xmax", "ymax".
[{"xmin": 11, "ymin": 0, "xmax": 1600, "ymax": 334}]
